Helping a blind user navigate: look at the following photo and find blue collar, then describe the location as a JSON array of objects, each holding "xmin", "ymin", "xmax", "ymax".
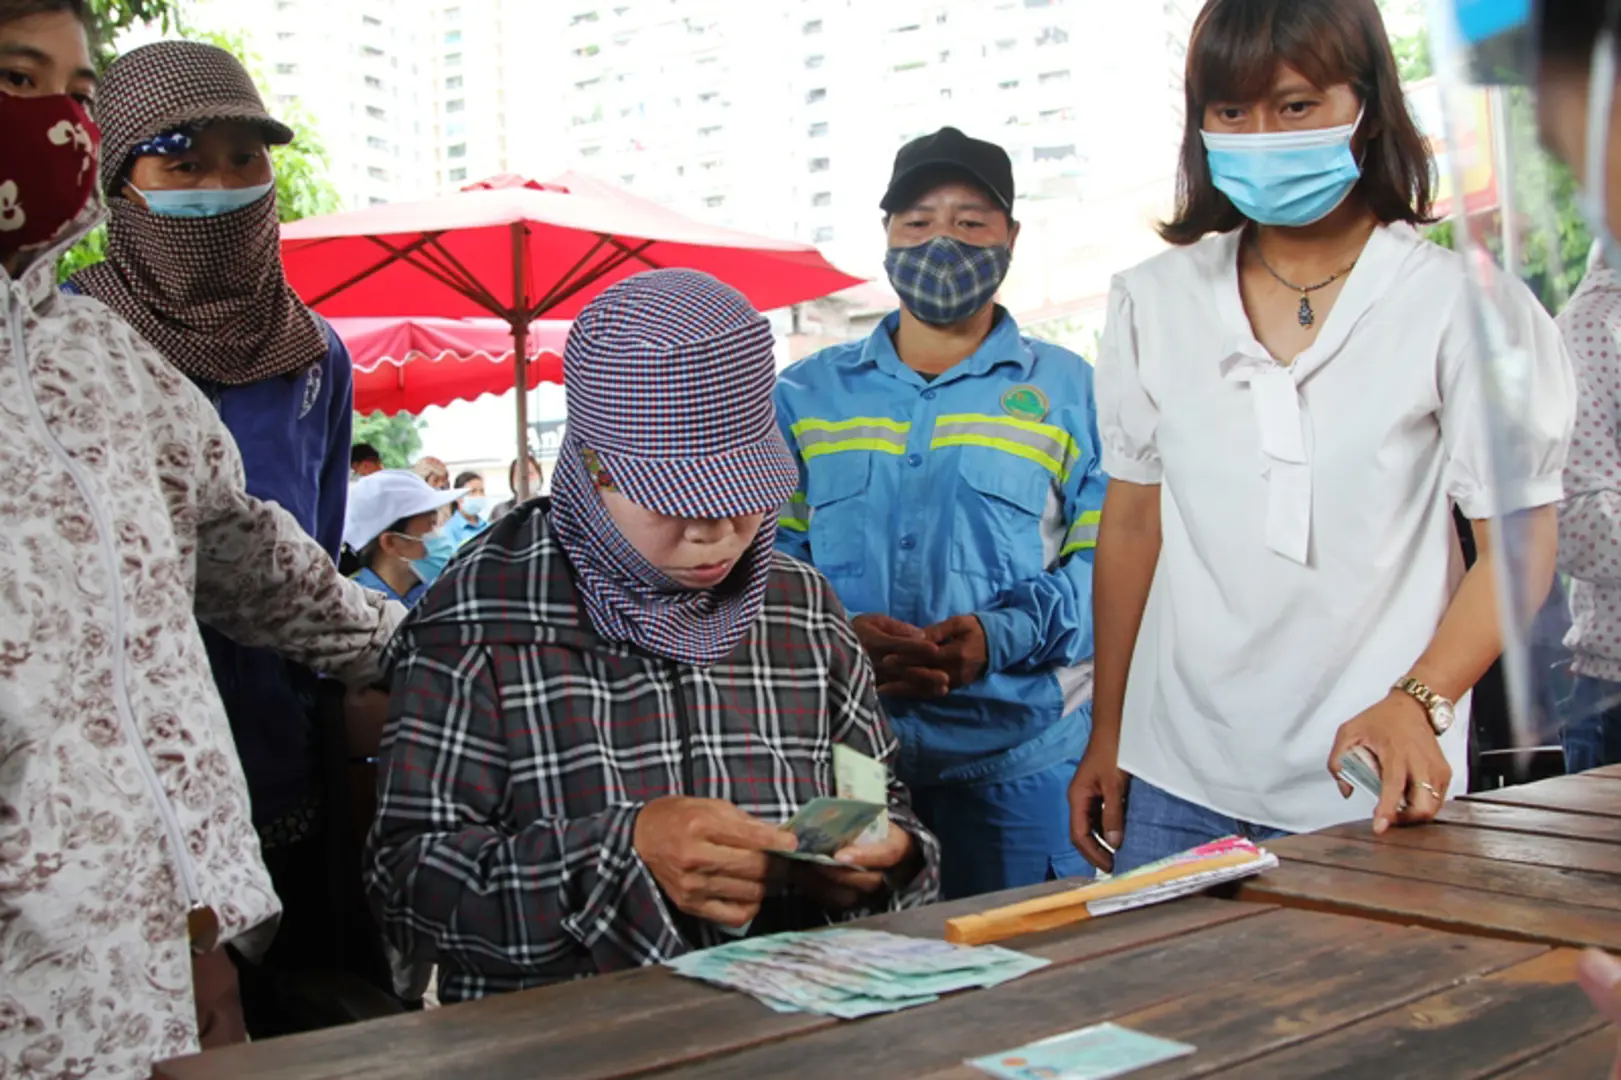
[{"xmin": 847, "ymin": 306, "xmax": 1034, "ymax": 387}]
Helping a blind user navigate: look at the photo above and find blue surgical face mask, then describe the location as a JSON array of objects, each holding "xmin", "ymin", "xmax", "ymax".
[
  {"xmin": 404, "ymin": 529, "xmax": 457, "ymax": 587},
  {"xmin": 884, "ymin": 235, "xmax": 1012, "ymax": 326},
  {"xmin": 131, "ymin": 180, "xmax": 275, "ymax": 219},
  {"xmin": 1201, "ymin": 109, "xmax": 1364, "ymax": 228},
  {"xmin": 460, "ymin": 495, "xmax": 491, "ymax": 521}
]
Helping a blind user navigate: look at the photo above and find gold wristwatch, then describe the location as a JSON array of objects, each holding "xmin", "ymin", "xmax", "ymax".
[{"xmin": 1392, "ymin": 676, "xmax": 1456, "ymax": 736}]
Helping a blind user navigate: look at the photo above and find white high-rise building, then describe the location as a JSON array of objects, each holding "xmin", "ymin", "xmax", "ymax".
[{"xmin": 188, "ymin": 0, "xmax": 436, "ymax": 208}]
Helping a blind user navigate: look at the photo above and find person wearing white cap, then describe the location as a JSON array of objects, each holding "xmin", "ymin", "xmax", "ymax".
[{"xmin": 345, "ymin": 470, "xmax": 468, "ymax": 607}]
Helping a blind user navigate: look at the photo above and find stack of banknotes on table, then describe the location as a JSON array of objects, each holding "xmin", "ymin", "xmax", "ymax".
[{"xmin": 666, "ymin": 928, "xmax": 1050, "ymax": 1018}]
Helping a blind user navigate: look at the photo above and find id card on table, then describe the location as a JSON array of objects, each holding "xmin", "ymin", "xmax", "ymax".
[{"xmin": 968, "ymin": 1023, "xmax": 1195, "ymax": 1080}]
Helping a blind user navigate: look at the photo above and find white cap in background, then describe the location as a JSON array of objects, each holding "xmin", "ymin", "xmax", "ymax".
[{"xmin": 344, "ymin": 469, "xmax": 466, "ymax": 551}]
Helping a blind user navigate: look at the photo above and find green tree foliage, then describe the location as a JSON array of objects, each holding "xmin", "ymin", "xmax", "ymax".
[
  {"xmin": 353, "ymin": 412, "xmax": 424, "ymax": 469},
  {"xmin": 83, "ymin": 0, "xmax": 180, "ymax": 57},
  {"xmin": 1388, "ymin": 27, "xmax": 1591, "ymax": 314}
]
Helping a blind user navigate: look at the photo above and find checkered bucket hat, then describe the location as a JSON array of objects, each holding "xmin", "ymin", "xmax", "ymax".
[
  {"xmin": 96, "ymin": 41, "xmax": 294, "ymax": 191},
  {"xmin": 564, "ymin": 269, "xmax": 799, "ymax": 519}
]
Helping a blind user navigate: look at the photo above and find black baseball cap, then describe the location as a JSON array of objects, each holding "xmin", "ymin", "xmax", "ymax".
[{"xmin": 879, "ymin": 127, "xmax": 1015, "ymax": 214}]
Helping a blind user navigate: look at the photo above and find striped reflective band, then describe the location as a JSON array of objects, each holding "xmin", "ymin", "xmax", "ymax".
[
  {"xmin": 790, "ymin": 416, "xmax": 911, "ymax": 459},
  {"xmin": 930, "ymin": 413, "xmax": 1081, "ymax": 480},
  {"xmin": 780, "ymin": 492, "xmax": 811, "ymax": 532},
  {"xmin": 1062, "ymin": 510, "xmax": 1102, "ymax": 556}
]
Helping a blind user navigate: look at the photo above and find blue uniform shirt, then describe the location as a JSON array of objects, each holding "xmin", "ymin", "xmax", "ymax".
[
  {"xmin": 353, "ymin": 564, "xmax": 427, "ymax": 608},
  {"xmin": 195, "ymin": 320, "xmax": 354, "ymax": 827},
  {"xmin": 775, "ymin": 308, "xmax": 1108, "ymax": 788}
]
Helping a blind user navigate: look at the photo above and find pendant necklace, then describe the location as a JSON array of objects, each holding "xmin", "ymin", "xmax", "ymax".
[{"xmin": 1251, "ymin": 237, "xmax": 1358, "ymax": 329}]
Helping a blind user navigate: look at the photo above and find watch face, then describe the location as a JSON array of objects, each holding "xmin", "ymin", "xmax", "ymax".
[{"xmin": 1431, "ymin": 699, "xmax": 1456, "ymax": 735}]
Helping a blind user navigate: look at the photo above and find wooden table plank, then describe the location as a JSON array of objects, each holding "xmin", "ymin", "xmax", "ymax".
[
  {"xmin": 1488, "ymin": 1027, "xmax": 1617, "ymax": 1078},
  {"xmin": 155, "ymin": 895, "xmax": 1268, "ymax": 1080},
  {"xmin": 1584, "ymin": 765, "xmax": 1621, "ymax": 782},
  {"xmin": 1465, "ymin": 774, "xmax": 1621, "ymax": 819},
  {"xmin": 642, "ymin": 909, "xmax": 1475, "ymax": 1080},
  {"xmin": 1434, "ymin": 801, "xmax": 1621, "ymax": 845},
  {"xmin": 1236, "ymin": 860, "xmax": 1621, "ymax": 951},
  {"xmin": 913, "ymin": 929, "xmax": 1545, "ymax": 1080},
  {"xmin": 1269, "ymin": 833, "xmax": 1621, "ymax": 913},
  {"xmin": 1196, "ymin": 950, "xmax": 1604, "ymax": 1079},
  {"xmin": 1317, "ymin": 816, "xmax": 1621, "ymax": 875}
]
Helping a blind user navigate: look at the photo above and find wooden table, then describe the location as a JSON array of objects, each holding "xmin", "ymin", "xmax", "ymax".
[
  {"xmin": 1235, "ymin": 767, "xmax": 1621, "ymax": 952},
  {"xmin": 155, "ymin": 883, "xmax": 1605, "ymax": 1079}
]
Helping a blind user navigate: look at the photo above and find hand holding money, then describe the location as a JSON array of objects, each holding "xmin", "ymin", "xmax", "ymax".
[
  {"xmin": 797, "ymin": 824, "xmax": 919, "ymax": 911},
  {"xmin": 633, "ymin": 797, "xmax": 797, "ymax": 928}
]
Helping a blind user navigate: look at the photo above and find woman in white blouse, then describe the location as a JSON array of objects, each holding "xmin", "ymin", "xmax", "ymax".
[{"xmin": 1068, "ymin": 0, "xmax": 1575, "ymax": 875}]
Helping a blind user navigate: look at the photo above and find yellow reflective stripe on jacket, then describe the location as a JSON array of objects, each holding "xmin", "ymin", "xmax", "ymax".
[
  {"xmin": 1061, "ymin": 510, "xmax": 1102, "ymax": 556},
  {"xmin": 780, "ymin": 492, "xmax": 811, "ymax": 533},
  {"xmin": 790, "ymin": 416, "xmax": 911, "ymax": 459},
  {"xmin": 929, "ymin": 413, "xmax": 1081, "ymax": 480}
]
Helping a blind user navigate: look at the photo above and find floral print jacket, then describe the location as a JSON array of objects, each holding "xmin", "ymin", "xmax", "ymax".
[{"xmin": 0, "ymin": 208, "xmax": 404, "ymax": 1080}]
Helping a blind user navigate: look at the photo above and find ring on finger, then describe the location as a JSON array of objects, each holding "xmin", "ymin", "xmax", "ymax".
[{"xmin": 1414, "ymin": 780, "xmax": 1442, "ymax": 800}]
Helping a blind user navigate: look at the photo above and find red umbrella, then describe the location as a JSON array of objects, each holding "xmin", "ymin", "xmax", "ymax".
[
  {"xmin": 281, "ymin": 173, "xmax": 862, "ymax": 498},
  {"xmin": 331, "ymin": 316, "xmax": 569, "ymax": 416}
]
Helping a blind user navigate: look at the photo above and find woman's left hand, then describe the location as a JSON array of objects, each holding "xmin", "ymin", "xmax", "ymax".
[{"xmin": 1327, "ymin": 691, "xmax": 1453, "ymax": 834}]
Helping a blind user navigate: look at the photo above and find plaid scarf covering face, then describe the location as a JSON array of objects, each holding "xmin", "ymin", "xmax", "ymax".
[
  {"xmin": 70, "ymin": 40, "xmax": 321, "ymax": 386},
  {"xmin": 74, "ymin": 194, "xmax": 325, "ymax": 385},
  {"xmin": 883, "ymin": 235, "xmax": 1012, "ymax": 326},
  {"xmin": 548, "ymin": 433, "xmax": 780, "ymax": 667}
]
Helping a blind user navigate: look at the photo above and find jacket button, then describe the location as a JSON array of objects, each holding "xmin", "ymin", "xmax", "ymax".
[
  {"xmin": 907, "ymin": 454, "xmax": 923, "ymax": 468},
  {"xmin": 899, "ymin": 535, "xmax": 917, "ymax": 550},
  {"xmin": 923, "ymin": 389, "xmax": 938, "ymax": 401}
]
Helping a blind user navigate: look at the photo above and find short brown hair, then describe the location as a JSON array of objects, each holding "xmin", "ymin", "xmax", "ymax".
[{"xmin": 1159, "ymin": 0, "xmax": 1434, "ymax": 245}]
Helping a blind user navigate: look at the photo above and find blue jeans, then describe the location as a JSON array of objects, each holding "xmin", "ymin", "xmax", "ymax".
[
  {"xmin": 1562, "ymin": 674, "xmax": 1621, "ymax": 775},
  {"xmin": 1111, "ymin": 777, "xmax": 1291, "ymax": 876},
  {"xmin": 909, "ymin": 759, "xmax": 1092, "ymax": 900}
]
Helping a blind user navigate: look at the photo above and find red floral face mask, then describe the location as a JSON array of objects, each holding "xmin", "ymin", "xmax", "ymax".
[{"xmin": 0, "ymin": 93, "xmax": 102, "ymax": 260}]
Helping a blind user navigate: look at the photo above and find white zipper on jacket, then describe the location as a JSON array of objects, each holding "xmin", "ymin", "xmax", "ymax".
[{"xmin": 6, "ymin": 281, "xmax": 212, "ymax": 936}]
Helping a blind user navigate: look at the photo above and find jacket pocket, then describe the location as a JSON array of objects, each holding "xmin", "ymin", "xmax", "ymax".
[
  {"xmin": 806, "ymin": 453, "xmax": 873, "ymax": 579},
  {"xmin": 948, "ymin": 451, "xmax": 1056, "ymax": 588}
]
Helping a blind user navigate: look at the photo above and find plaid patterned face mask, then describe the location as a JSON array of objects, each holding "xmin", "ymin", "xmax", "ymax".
[{"xmin": 883, "ymin": 235, "xmax": 1011, "ymax": 326}]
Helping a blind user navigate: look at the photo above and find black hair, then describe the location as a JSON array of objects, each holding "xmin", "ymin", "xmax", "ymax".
[
  {"xmin": 1539, "ymin": 1, "xmax": 1621, "ymax": 69},
  {"xmin": 1160, "ymin": 0, "xmax": 1435, "ymax": 244},
  {"xmin": 0, "ymin": 0, "xmax": 90, "ymax": 28},
  {"xmin": 453, "ymin": 470, "xmax": 482, "ymax": 489},
  {"xmin": 351, "ymin": 442, "xmax": 382, "ymax": 467},
  {"xmin": 360, "ymin": 514, "xmax": 417, "ymax": 567}
]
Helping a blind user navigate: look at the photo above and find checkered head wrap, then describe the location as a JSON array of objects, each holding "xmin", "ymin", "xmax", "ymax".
[
  {"xmin": 549, "ymin": 269, "xmax": 799, "ymax": 666},
  {"xmin": 70, "ymin": 42, "xmax": 322, "ymax": 386}
]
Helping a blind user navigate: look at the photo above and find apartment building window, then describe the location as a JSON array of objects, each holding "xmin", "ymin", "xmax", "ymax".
[
  {"xmin": 576, "ymin": 44, "xmax": 601, "ymax": 57},
  {"xmin": 369, "ymin": 196, "xmax": 386, "ymax": 205},
  {"xmin": 444, "ymin": 30, "xmax": 461, "ymax": 44},
  {"xmin": 360, "ymin": 45, "xmax": 383, "ymax": 57},
  {"xmin": 580, "ymin": 145, "xmax": 602, "ymax": 157},
  {"xmin": 364, "ymin": 75, "xmax": 383, "ymax": 90},
  {"xmin": 275, "ymin": 62, "xmax": 297, "ymax": 74},
  {"xmin": 570, "ymin": 11, "xmax": 599, "ymax": 24},
  {"xmin": 444, "ymin": 52, "xmax": 462, "ymax": 66},
  {"xmin": 446, "ymin": 99, "xmax": 465, "ymax": 113},
  {"xmin": 366, "ymin": 105, "xmax": 386, "ymax": 119},
  {"xmin": 366, "ymin": 135, "xmax": 387, "ymax": 150},
  {"xmin": 1024, "ymin": 0, "xmax": 1054, "ymax": 6},
  {"xmin": 811, "ymin": 191, "xmax": 831, "ymax": 208},
  {"xmin": 1034, "ymin": 144, "xmax": 1076, "ymax": 161},
  {"xmin": 998, "ymin": 79, "xmax": 1019, "ymax": 90},
  {"xmin": 802, "ymin": 19, "xmax": 822, "ymax": 34},
  {"xmin": 449, "ymin": 167, "xmax": 468, "ymax": 182},
  {"xmin": 813, "ymin": 226, "xmax": 834, "ymax": 243},
  {"xmin": 1036, "ymin": 26, "xmax": 1070, "ymax": 45},
  {"xmin": 806, "ymin": 87, "xmax": 826, "ymax": 104},
  {"xmin": 367, "ymin": 166, "xmax": 387, "ymax": 180},
  {"xmin": 995, "ymin": 37, "xmax": 1017, "ymax": 51},
  {"xmin": 704, "ymin": 195, "xmax": 725, "ymax": 208},
  {"xmin": 446, "ymin": 121, "xmax": 466, "ymax": 136},
  {"xmin": 808, "ymin": 156, "xmax": 830, "ymax": 173},
  {"xmin": 805, "ymin": 54, "xmax": 824, "ymax": 69},
  {"xmin": 443, "ymin": 6, "xmax": 460, "ymax": 19},
  {"xmin": 448, "ymin": 143, "xmax": 467, "ymax": 159},
  {"xmin": 445, "ymin": 75, "xmax": 463, "ymax": 90},
  {"xmin": 1038, "ymin": 69, "xmax": 1072, "ymax": 85},
  {"xmin": 808, "ymin": 121, "xmax": 829, "ymax": 138},
  {"xmin": 892, "ymin": 60, "xmax": 925, "ymax": 73},
  {"xmin": 1039, "ymin": 106, "xmax": 1074, "ymax": 122},
  {"xmin": 362, "ymin": 14, "xmax": 380, "ymax": 27}
]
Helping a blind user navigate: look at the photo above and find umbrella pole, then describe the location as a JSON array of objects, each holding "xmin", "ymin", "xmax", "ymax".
[{"xmin": 512, "ymin": 222, "xmax": 532, "ymax": 504}]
